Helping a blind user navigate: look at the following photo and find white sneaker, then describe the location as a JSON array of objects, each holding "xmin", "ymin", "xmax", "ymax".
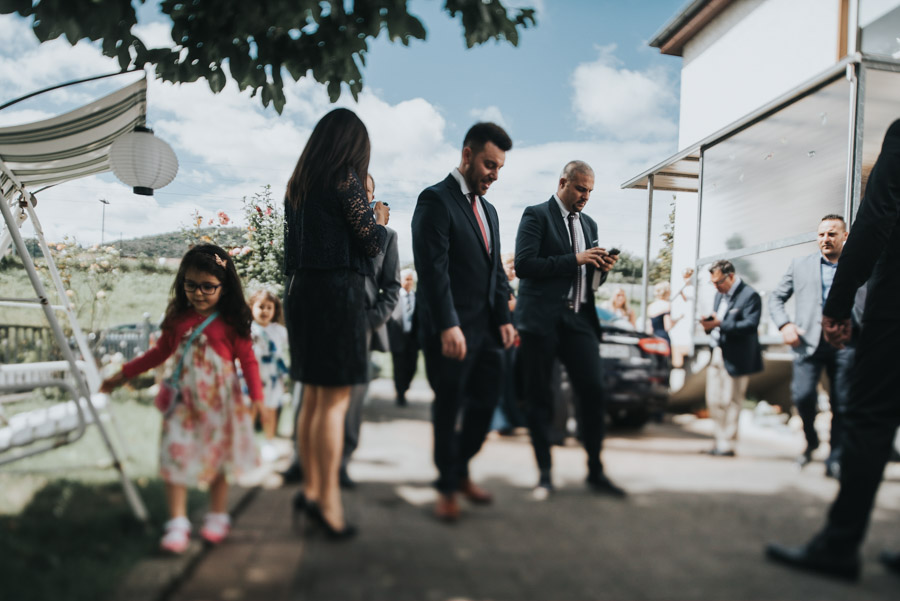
[
  {"xmin": 160, "ymin": 517, "xmax": 191, "ymax": 554},
  {"xmin": 531, "ymin": 485, "xmax": 552, "ymax": 501},
  {"xmin": 200, "ymin": 512, "xmax": 231, "ymax": 544},
  {"xmin": 260, "ymin": 442, "xmax": 279, "ymax": 462}
]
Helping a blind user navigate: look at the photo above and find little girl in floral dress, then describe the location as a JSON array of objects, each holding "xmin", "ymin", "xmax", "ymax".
[{"xmin": 102, "ymin": 244, "xmax": 262, "ymax": 553}]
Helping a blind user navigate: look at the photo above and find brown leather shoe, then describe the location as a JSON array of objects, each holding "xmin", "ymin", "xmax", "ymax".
[
  {"xmin": 459, "ymin": 478, "xmax": 493, "ymax": 505},
  {"xmin": 434, "ymin": 493, "xmax": 460, "ymax": 522}
]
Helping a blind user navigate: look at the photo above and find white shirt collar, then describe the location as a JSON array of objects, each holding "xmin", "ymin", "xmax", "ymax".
[
  {"xmin": 725, "ymin": 276, "xmax": 742, "ymax": 301},
  {"xmin": 451, "ymin": 168, "xmax": 473, "ymax": 198},
  {"xmin": 553, "ymin": 194, "xmax": 578, "ymax": 220}
]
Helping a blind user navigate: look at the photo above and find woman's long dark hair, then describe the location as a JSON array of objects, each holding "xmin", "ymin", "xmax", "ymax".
[
  {"xmin": 285, "ymin": 108, "xmax": 370, "ymax": 209},
  {"xmin": 162, "ymin": 244, "xmax": 253, "ymax": 338}
]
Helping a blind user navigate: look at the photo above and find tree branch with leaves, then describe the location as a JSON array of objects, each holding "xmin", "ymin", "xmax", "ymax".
[{"xmin": 1, "ymin": 0, "xmax": 536, "ymax": 113}]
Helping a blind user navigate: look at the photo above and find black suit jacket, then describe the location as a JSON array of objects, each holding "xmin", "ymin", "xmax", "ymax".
[
  {"xmin": 411, "ymin": 174, "xmax": 511, "ymax": 339},
  {"xmin": 514, "ymin": 198, "xmax": 607, "ymax": 338},
  {"xmin": 824, "ymin": 119, "xmax": 900, "ymax": 323},
  {"xmin": 365, "ymin": 228, "xmax": 401, "ymax": 353},
  {"xmin": 713, "ymin": 280, "xmax": 763, "ymax": 377}
]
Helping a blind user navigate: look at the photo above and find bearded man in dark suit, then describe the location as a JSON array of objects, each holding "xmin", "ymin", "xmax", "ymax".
[
  {"xmin": 514, "ymin": 160, "xmax": 620, "ymax": 500},
  {"xmin": 411, "ymin": 122, "xmax": 517, "ymax": 522}
]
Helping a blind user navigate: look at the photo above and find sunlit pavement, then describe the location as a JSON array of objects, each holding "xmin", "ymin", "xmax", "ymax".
[{"xmin": 139, "ymin": 379, "xmax": 900, "ymax": 601}]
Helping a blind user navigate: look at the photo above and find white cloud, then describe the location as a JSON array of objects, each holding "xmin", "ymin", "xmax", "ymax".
[
  {"xmin": 1, "ymin": 15, "xmax": 675, "ymax": 267},
  {"xmin": 571, "ymin": 44, "xmax": 678, "ymax": 141},
  {"xmin": 469, "ymin": 105, "xmax": 508, "ymax": 129}
]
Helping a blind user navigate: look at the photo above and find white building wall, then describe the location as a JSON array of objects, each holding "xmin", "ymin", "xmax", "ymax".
[
  {"xmin": 666, "ymin": 0, "xmax": 843, "ymax": 356},
  {"xmin": 677, "ymin": 0, "xmax": 841, "ymax": 149}
]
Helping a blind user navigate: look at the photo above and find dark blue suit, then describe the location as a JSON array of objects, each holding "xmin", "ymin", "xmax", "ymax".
[
  {"xmin": 411, "ymin": 173, "xmax": 511, "ymax": 494},
  {"xmin": 711, "ymin": 281, "xmax": 763, "ymax": 377},
  {"xmin": 705, "ymin": 279, "xmax": 762, "ymax": 453},
  {"xmin": 514, "ymin": 197, "xmax": 609, "ymax": 482}
]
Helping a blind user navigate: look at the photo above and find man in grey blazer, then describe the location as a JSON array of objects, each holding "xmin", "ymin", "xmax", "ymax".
[
  {"xmin": 769, "ymin": 214, "xmax": 861, "ymax": 478},
  {"xmin": 341, "ymin": 174, "xmax": 401, "ymax": 488}
]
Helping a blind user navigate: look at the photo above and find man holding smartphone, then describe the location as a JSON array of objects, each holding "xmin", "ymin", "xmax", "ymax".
[
  {"xmin": 514, "ymin": 160, "xmax": 620, "ymax": 500},
  {"xmin": 699, "ymin": 260, "xmax": 763, "ymax": 457}
]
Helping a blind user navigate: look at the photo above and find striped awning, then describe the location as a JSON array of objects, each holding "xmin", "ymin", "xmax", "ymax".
[{"xmin": 0, "ymin": 78, "xmax": 147, "ymax": 199}]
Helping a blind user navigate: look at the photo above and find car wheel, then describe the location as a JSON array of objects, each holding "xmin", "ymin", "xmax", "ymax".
[{"xmin": 610, "ymin": 409, "xmax": 650, "ymax": 430}]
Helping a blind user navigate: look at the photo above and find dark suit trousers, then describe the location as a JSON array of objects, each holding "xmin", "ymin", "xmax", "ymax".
[
  {"xmin": 423, "ymin": 324, "xmax": 503, "ymax": 494},
  {"xmin": 391, "ymin": 334, "xmax": 419, "ymax": 399},
  {"xmin": 820, "ymin": 321, "xmax": 900, "ymax": 551},
  {"xmin": 791, "ymin": 339, "xmax": 855, "ymax": 460},
  {"xmin": 519, "ymin": 308, "xmax": 606, "ymax": 480}
]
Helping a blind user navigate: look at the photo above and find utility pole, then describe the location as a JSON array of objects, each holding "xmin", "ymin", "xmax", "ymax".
[{"xmin": 99, "ymin": 198, "xmax": 110, "ymax": 245}]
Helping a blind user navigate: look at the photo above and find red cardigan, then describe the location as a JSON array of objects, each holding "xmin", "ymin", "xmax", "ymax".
[{"xmin": 123, "ymin": 310, "xmax": 263, "ymax": 402}]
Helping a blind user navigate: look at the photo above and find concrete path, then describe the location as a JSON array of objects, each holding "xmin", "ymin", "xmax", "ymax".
[{"xmin": 121, "ymin": 379, "xmax": 900, "ymax": 600}]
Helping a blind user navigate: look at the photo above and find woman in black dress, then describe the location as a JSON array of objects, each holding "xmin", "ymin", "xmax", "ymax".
[{"xmin": 284, "ymin": 108, "xmax": 389, "ymax": 538}]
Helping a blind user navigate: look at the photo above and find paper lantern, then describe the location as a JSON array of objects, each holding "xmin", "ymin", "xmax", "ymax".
[{"xmin": 109, "ymin": 125, "xmax": 179, "ymax": 196}]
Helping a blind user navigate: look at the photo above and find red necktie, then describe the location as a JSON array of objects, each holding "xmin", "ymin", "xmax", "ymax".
[{"xmin": 470, "ymin": 193, "xmax": 489, "ymax": 252}]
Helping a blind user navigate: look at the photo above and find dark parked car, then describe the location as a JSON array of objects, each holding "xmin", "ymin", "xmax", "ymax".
[{"xmin": 551, "ymin": 306, "xmax": 670, "ymax": 436}]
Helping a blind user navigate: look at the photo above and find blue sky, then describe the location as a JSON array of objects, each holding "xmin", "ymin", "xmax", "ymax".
[{"xmin": 0, "ymin": 0, "xmax": 687, "ymax": 263}]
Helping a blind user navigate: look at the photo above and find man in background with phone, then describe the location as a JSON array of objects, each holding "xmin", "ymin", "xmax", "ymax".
[
  {"xmin": 699, "ymin": 260, "xmax": 763, "ymax": 457},
  {"xmin": 514, "ymin": 160, "xmax": 620, "ymax": 500}
]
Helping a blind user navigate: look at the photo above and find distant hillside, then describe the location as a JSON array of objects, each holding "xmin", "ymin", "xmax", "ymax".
[{"xmin": 112, "ymin": 227, "xmax": 246, "ymax": 258}]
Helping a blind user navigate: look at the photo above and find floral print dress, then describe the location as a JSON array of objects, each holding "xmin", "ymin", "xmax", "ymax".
[
  {"xmin": 122, "ymin": 310, "xmax": 263, "ymax": 488},
  {"xmin": 160, "ymin": 329, "xmax": 259, "ymax": 486}
]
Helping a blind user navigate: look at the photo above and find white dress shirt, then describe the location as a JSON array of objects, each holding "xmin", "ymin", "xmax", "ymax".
[
  {"xmin": 450, "ymin": 168, "xmax": 492, "ymax": 253},
  {"xmin": 553, "ymin": 194, "xmax": 589, "ymax": 304}
]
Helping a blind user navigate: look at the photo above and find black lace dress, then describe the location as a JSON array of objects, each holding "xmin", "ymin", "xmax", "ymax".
[{"xmin": 283, "ymin": 169, "xmax": 386, "ymax": 385}]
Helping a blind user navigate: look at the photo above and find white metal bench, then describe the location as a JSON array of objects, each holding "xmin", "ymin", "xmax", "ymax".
[{"xmin": 0, "ymin": 361, "xmax": 122, "ymax": 463}]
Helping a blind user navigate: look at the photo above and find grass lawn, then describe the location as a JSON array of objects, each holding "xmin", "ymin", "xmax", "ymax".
[
  {"xmin": 0, "ymin": 262, "xmax": 174, "ymax": 329},
  {"xmin": 0, "ymin": 390, "xmax": 208, "ymax": 601}
]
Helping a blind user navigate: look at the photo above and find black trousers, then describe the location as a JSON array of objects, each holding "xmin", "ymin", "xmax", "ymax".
[
  {"xmin": 519, "ymin": 308, "xmax": 606, "ymax": 481},
  {"xmin": 791, "ymin": 339, "xmax": 855, "ymax": 460},
  {"xmin": 391, "ymin": 336, "xmax": 419, "ymax": 399},
  {"xmin": 820, "ymin": 320, "xmax": 900, "ymax": 551},
  {"xmin": 423, "ymin": 325, "xmax": 503, "ymax": 494}
]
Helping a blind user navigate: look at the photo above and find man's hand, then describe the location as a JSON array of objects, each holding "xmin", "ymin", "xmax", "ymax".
[
  {"xmin": 822, "ymin": 315, "xmax": 852, "ymax": 349},
  {"xmin": 575, "ymin": 247, "xmax": 607, "ymax": 268},
  {"xmin": 779, "ymin": 323, "xmax": 803, "ymax": 347},
  {"xmin": 597, "ymin": 249, "xmax": 618, "ymax": 273},
  {"xmin": 700, "ymin": 316, "xmax": 720, "ymax": 334},
  {"xmin": 499, "ymin": 323, "xmax": 517, "ymax": 349},
  {"xmin": 441, "ymin": 326, "xmax": 467, "ymax": 360}
]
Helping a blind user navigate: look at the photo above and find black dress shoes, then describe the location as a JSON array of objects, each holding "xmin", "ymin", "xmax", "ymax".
[
  {"xmin": 339, "ymin": 467, "xmax": 356, "ymax": 489},
  {"xmin": 796, "ymin": 444, "xmax": 818, "ymax": 468},
  {"xmin": 701, "ymin": 448, "xmax": 735, "ymax": 457},
  {"xmin": 879, "ymin": 550, "xmax": 900, "ymax": 575},
  {"xmin": 280, "ymin": 461, "xmax": 304, "ymax": 484},
  {"xmin": 765, "ymin": 541, "xmax": 860, "ymax": 582},
  {"xmin": 586, "ymin": 473, "xmax": 627, "ymax": 498}
]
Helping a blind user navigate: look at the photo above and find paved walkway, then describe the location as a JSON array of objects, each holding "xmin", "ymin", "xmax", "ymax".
[{"xmin": 115, "ymin": 379, "xmax": 900, "ymax": 600}]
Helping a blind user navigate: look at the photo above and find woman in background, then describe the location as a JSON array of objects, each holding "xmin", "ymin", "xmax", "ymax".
[{"xmin": 603, "ymin": 287, "xmax": 637, "ymax": 328}]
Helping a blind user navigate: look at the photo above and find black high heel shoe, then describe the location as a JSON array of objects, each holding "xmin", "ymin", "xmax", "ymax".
[{"xmin": 306, "ymin": 502, "xmax": 358, "ymax": 541}]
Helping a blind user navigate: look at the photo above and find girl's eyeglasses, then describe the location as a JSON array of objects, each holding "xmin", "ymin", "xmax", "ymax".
[{"xmin": 184, "ymin": 281, "xmax": 222, "ymax": 295}]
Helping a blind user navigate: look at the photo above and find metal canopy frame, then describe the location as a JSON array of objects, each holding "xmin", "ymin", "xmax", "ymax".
[
  {"xmin": 619, "ymin": 53, "xmax": 900, "ymax": 331},
  {"xmin": 0, "ymin": 78, "xmax": 149, "ymax": 522}
]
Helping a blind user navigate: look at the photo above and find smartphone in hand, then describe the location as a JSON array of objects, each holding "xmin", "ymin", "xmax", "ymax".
[{"xmin": 607, "ymin": 248, "xmax": 620, "ymax": 256}]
